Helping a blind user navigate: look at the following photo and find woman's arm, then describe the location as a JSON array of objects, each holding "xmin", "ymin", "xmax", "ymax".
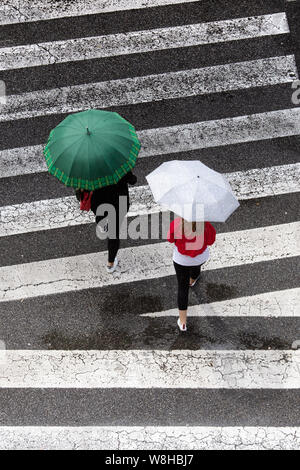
[
  {"xmin": 123, "ymin": 171, "xmax": 137, "ymax": 185},
  {"xmin": 75, "ymin": 189, "xmax": 81, "ymax": 202},
  {"xmin": 167, "ymin": 220, "xmax": 175, "ymax": 243},
  {"xmin": 205, "ymin": 222, "xmax": 216, "ymax": 246}
]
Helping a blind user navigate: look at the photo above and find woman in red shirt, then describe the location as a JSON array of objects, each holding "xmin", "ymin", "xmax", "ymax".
[{"xmin": 167, "ymin": 217, "xmax": 216, "ymax": 331}]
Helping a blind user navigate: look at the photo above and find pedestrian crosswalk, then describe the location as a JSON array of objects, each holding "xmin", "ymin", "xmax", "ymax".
[
  {"xmin": 1, "ymin": 56, "xmax": 298, "ymax": 121},
  {"xmin": 0, "ymin": 0, "xmax": 299, "ymax": 450},
  {"xmin": 1, "ymin": 0, "xmax": 202, "ymax": 25},
  {"xmin": 1, "ymin": 350, "xmax": 299, "ymax": 388},
  {"xmin": 2, "ymin": 114, "xmax": 300, "ymax": 178},
  {"xmin": 1, "ymin": 163, "xmax": 299, "ymax": 236},
  {"xmin": 1, "ymin": 426, "xmax": 299, "ymax": 450},
  {"xmin": 0, "ymin": 13, "xmax": 290, "ymax": 70},
  {"xmin": 141, "ymin": 289, "xmax": 300, "ymax": 318},
  {"xmin": 0, "ymin": 222, "xmax": 299, "ymax": 301}
]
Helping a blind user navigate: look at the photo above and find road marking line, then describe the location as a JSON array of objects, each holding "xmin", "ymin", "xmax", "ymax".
[
  {"xmin": 0, "ymin": 350, "xmax": 299, "ymax": 388},
  {"xmin": 140, "ymin": 288, "xmax": 300, "ymax": 318},
  {"xmin": 1, "ymin": 108, "xmax": 300, "ymax": 179},
  {"xmin": 0, "ymin": 426, "xmax": 299, "ymax": 450},
  {"xmin": 139, "ymin": 107, "xmax": 300, "ymax": 157},
  {"xmin": 0, "ymin": 222, "xmax": 298, "ymax": 302},
  {"xmin": 0, "ymin": 56, "xmax": 297, "ymax": 121},
  {"xmin": 0, "ymin": 14, "xmax": 289, "ymax": 70},
  {"xmin": 0, "ymin": 0, "xmax": 201, "ymax": 25},
  {"xmin": 1, "ymin": 164, "xmax": 299, "ymax": 237}
]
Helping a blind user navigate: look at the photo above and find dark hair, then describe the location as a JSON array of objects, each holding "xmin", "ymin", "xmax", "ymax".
[{"xmin": 181, "ymin": 219, "xmax": 197, "ymax": 235}]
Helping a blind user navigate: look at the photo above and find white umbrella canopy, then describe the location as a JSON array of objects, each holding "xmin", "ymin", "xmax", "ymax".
[{"xmin": 146, "ymin": 160, "xmax": 240, "ymax": 222}]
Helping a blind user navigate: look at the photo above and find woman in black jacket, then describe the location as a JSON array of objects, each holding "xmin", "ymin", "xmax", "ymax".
[{"xmin": 76, "ymin": 171, "xmax": 137, "ymax": 273}]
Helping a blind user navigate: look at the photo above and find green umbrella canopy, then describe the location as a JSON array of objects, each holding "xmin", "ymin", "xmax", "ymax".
[{"xmin": 43, "ymin": 109, "xmax": 141, "ymax": 190}]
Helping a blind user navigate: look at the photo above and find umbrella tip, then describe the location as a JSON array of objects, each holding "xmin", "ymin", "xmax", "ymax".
[{"xmin": 86, "ymin": 127, "xmax": 91, "ymax": 136}]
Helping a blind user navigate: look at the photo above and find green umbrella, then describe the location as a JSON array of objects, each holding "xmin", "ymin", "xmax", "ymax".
[{"xmin": 43, "ymin": 109, "xmax": 141, "ymax": 190}]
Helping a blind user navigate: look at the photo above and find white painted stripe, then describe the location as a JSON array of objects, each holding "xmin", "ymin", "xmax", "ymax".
[
  {"xmin": 2, "ymin": 108, "xmax": 300, "ymax": 179},
  {"xmin": 1, "ymin": 426, "xmax": 299, "ymax": 450},
  {"xmin": 0, "ymin": 0, "xmax": 200, "ymax": 26},
  {"xmin": 226, "ymin": 164, "xmax": 300, "ymax": 199},
  {"xmin": 0, "ymin": 56, "xmax": 297, "ymax": 122},
  {"xmin": 0, "ymin": 14, "xmax": 289, "ymax": 71},
  {"xmin": 0, "ymin": 185, "xmax": 160, "ymax": 237},
  {"xmin": 0, "ymin": 350, "xmax": 299, "ymax": 388},
  {"xmin": 0, "ymin": 145, "xmax": 47, "ymax": 178},
  {"xmin": 140, "ymin": 107, "xmax": 300, "ymax": 158},
  {"xmin": 141, "ymin": 289, "xmax": 300, "ymax": 318},
  {"xmin": 0, "ymin": 222, "xmax": 298, "ymax": 302},
  {"xmin": 1, "ymin": 164, "xmax": 299, "ymax": 237}
]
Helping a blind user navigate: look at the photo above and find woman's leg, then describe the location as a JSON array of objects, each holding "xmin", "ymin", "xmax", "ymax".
[
  {"xmin": 107, "ymin": 238, "xmax": 120, "ymax": 264},
  {"xmin": 189, "ymin": 265, "xmax": 201, "ymax": 286},
  {"xmin": 173, "ymin": 262, "xmax": 190, "ymax": 326},
  {"xmin": 107, "ymin": 210, "xmax": 121, "ymax": 266},
  {"xmin": 107, "ymin": 199, "xmax": 129, "ymax": 266},
  {"xmin": 95, "ymin": 201, "xmax": 124, "ymax": 267}
]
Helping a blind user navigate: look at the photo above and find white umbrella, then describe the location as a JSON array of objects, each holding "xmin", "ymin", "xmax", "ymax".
[{"xmin": 146, "ymin": 160, "xmax": 240, "ymax": 222}]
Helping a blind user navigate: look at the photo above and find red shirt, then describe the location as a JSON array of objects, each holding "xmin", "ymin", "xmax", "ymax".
[{"xmin": 167, "ymin": 218, "xmax": 216, "ymax": 258}]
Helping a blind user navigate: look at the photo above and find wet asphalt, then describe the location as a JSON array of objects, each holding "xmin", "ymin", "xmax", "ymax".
[{"xmin": 0, "ymin": 0, "xmax": 299, "ymax": 428}]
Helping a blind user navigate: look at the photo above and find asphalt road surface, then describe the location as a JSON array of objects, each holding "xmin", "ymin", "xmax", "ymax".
[{"xmin": 0, "ymin": 0, "xmax": 299, "ymax": 450}]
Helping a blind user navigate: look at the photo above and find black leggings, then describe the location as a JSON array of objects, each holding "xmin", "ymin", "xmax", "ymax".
[
  {"xmin": 107, "ymin": 238, "xmax": 120, "ymax": 264},
  {"xmin": 173, "ymin": 262, "xmax": 202, "ymax": 310},
  {"xmin": 96, "ymin": 209, "xmax": 124, "ymax": 264}
]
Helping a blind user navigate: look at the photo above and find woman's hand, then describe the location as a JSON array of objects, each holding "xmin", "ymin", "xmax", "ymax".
[
  {"xmin": 75, "ymin": 189, "xmax": 81, "ymax": 202},
  {"xmin": 126, "ymin": 171, "xmax": 137, "ymax": 185}
]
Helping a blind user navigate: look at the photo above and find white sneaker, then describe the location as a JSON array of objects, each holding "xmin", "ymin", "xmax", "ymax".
[
  {"xmin": 99, "ymin": 222, "xmax": 108, "ymax": 234},
  {"xmin": 177, "ymin": 318, "xmax": 187, "ymax": 332},
  {"xmin": 189, "ymin": 274, "xmax": 201, "ymax": 287},
  {"xmin": 106, "ymin": 258, "xmax": 118, "ymax": 273},
  {"xmin": 97, "ymin": 216, "xmax": 109, "ymax": 233}
]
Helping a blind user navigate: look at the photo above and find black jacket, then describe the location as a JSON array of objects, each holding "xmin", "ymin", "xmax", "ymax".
[{"xmin": 75, "ymin": 171, "xmax": 137, "ymax": 218}]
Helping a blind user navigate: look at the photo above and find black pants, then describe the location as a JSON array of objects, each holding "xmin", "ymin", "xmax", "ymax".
[
  {"xmin": 96, "ymin": 207, "xmax": 126, "ymax": 264},
  {"xmin": 107, "ymin": 238, "xmax": 120, "ymax": 264},
  {"xmin": 173, "ymin": 262, "xmax": 202, "ymax": 310}
]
